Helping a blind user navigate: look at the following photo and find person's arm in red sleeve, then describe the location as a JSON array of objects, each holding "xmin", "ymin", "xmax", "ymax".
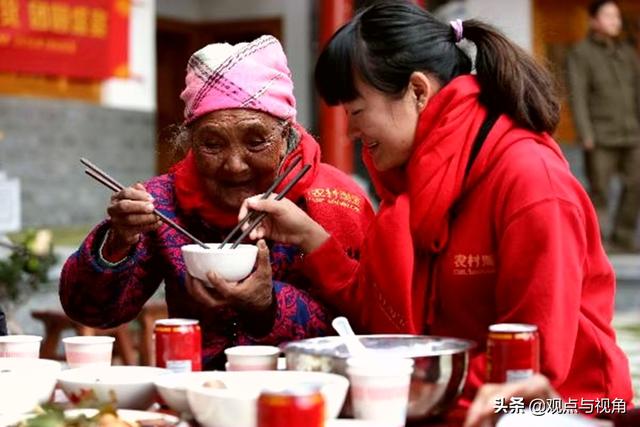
[
  {"xmin": 240, "ymin": 193, "xmax": 419, "ymax": 333},
  {"xmin": 239, "ymin": 195, "xmax": 409, "ymax": 333},
  {"xmin": 301, "ymin": 235, "xmax": 363, "ymax": 319},
  {"xmin": 494, "ymin": 197, "xmax": 585, "ymax": 387}
]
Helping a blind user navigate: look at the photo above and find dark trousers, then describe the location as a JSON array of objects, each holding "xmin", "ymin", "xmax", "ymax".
[{"xmin": 585, "ymin": 145, "xmax": 640, "ymax": 248}]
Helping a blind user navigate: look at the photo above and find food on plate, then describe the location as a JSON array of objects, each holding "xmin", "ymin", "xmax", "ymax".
[
  {"xmin": 16, "ymin": 405, "xmax": 175, "ymax": 427},
  {"xmin": 202, "ymin": 379, "xmax": 226, "ymax": 389}
]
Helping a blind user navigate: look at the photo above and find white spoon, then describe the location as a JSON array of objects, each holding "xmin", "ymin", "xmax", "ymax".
[{"xmin": 331, "ymin": 316, "xmax": 369, "ymax": 356}]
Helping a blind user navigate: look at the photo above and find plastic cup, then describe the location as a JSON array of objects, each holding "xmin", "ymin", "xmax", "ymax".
[
  {"xmin": 224, "ymin": 345, "xmax": 280, "ymax": 371},
  {"xmin": 63, "ymin": 336, "xmax": 114, "ymax": 368},
  {"xmin": 0, "ymin": 335, "xmax": 42, "ymax": 358},
  {"xmin": 347, "ymin": 356, "xmax": 415, "ymax": 427}
]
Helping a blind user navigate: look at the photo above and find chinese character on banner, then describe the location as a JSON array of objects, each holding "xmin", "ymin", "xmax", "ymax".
[
  {"xmin": 0, "ymin": 0, "xmax": 129, "ymax": 79},
  {"xmin": 0, "ymin": 0, "xmax": 21, "ymax": 28}
]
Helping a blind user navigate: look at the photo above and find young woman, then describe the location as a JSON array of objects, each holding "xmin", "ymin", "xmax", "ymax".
[{"xmin": 239, "ymin": 0, "xmax": 632, "ymax": 408}]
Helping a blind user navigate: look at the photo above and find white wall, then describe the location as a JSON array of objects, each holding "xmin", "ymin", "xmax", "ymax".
[
  {"xmin": 101, "ymin": 0, "xmax": 156, "ymax": 112},
  {"xmin": 157, "ymin": 0, "xmax": 313, "ymax": 128},
  {"xmin": 435, "ymin": 0, "xmax": 532, "ymax": 52},
  {"xmin": 467, "ymin": 0, "xmax": 532, "ymax": 51},
  {"xmin": 156, "ymin": 0, "xmax": 202, "ymax": 22}
]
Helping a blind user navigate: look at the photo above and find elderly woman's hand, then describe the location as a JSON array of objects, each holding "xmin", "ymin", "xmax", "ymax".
[
  {"xmin": 185, "ymin": 240, "xmax": 276, "ymax": 332},
  {"xmin": 104, "ymin": 183, "xmax": 161, "ymax": 260},
  {"xmin": 239, "ymin": 195, "xmax": 330, "ymax": 253}
]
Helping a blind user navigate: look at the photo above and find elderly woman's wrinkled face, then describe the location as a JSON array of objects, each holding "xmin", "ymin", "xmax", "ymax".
[{"xmin": 191, "ymin": 109, "xmax": 288, "ymax": 211}]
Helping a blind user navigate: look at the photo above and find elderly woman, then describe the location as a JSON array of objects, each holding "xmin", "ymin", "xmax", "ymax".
[{"xmin": 59, "ymin": 35, "xmax": 373, "ymax": 369}]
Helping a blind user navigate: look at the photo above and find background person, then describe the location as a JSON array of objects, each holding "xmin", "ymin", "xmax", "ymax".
[{"xmin": 567, "ymin": 0, "xmax": 640, "ymax": 252}]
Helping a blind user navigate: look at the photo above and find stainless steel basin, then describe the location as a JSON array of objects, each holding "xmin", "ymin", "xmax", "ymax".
[{"xmin": 284, "ymin": 335, "xmax": 475, "ymax": 422}]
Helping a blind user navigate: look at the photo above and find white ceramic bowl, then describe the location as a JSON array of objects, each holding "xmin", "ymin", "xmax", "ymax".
[
  {"xmin": 155, "ymin": 371, "xmax": 225, "ymax": 415},
  {"xmin": 181, "ymin": 243, "xmax": 258, "ymax": 282},
  {"xmin": 187, "ymin": 370, "xmax": 349, "ymax": 427},
  {"xmin": 57, "ymin": 366, "xmax": 168, "ymax": 410},
  {"xmin": 0, "ymin": 358, "xmax": 62, "ymax": 415}
]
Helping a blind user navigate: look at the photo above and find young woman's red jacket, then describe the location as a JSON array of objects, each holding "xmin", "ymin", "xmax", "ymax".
[{"xmin": 303, "ymin": 76, "xmax": 633, "ymax": 406}]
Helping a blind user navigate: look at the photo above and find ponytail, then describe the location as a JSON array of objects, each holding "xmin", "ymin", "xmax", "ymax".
[
  {"xmin": 462, "ymin": 20, "xmax": 560, "ymax": 133},
  {"xmin": 315, "ymin": 1, "xmax": 560, "ymax": 134}
]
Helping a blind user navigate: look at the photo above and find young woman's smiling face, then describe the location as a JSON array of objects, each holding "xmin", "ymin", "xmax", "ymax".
[{"xmin": 343, "ymin": 76, "xmax": 421, "ymax": 171}]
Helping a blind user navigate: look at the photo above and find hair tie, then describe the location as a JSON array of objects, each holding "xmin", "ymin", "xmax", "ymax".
[{"xmin": 450, "ymin": 19, "xmax": 464, "ymax": 43}]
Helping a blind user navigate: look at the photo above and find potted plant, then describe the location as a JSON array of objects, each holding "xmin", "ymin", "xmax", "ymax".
[{"xmin": 0, "ymin": 229, "xmax": 57, "ymax": 333}]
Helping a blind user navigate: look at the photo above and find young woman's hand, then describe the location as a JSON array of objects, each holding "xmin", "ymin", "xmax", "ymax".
[
  {"xmin": 238, "ymin": 194, "xmax": 330, "ymax": 253},
  {"xmin": 104, "ymin": 183, "xmax": 161, "ymax": 260},
  {"xmin": 464, "ymin": 374, "xmax": 560, "ymax": 427}
]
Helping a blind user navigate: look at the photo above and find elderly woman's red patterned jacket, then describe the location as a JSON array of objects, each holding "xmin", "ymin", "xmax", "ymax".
[{"xmin": 60, "ymin": 129, "xmax": 374, "ymax": 369}]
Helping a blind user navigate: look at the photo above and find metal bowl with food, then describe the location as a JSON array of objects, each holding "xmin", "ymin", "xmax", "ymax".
[{"xmin": 284, "ymin": 335, "xmax": 475, "ymax": 422}]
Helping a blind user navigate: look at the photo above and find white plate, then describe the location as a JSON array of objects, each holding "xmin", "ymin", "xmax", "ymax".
[{"xmin": 4, "ymin": 409, "xmax": 181, "ymax": 426}]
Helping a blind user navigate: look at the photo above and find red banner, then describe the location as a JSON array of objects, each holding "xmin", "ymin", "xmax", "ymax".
[{"xmin": 0, "ymin": 0, "xmax": 129, "ymax": 79}]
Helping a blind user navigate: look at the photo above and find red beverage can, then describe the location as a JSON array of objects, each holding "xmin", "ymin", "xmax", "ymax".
[
  {"xmin": 487, "ymin": 323, "xmax": 540, "ymax": 383},
  {"xmin": 257, "ymin": 384, "xmax": 325, "ymax": 427},
  {"xmin": 154, "ymin": 318, "xmax": 202, "ymax": 372}
]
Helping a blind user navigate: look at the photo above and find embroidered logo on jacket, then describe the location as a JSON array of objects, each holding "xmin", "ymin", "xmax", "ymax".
[
  {"xmin": 453, "ymin": 253, "xmax": 497, "ymax": 276},
  {"xmin": 307, "ymin": 188, "xmax": 362, "ymax": 212}
]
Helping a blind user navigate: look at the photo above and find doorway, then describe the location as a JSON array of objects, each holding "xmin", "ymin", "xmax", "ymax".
[
  {"xmin": 155, "ymin": 18, "xmax": 283, "ymax": 173},
  {"xmin": 533, "ymin": 0, "xmax": 640, "ymax": 143}
]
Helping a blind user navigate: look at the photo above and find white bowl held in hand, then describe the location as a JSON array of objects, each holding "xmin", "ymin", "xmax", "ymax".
[
  {"xmin": 0, "ymin": 358, "xmax": 62, "ymax": 415},
  {"xmin": 58, "ymin": 366, "xmax": 168, "ymax": 410},
  {"xmin": 187, "ymin": 370, "xmax": 349, "ymax": 427},
  {"xmin": 181, "ymin": 243, "xmax": 258, "ymax": 282}
]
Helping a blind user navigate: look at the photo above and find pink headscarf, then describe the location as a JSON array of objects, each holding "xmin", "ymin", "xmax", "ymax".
[{"xmin": 180, "ymin": 35, "xmax": 297, "ymax": 124}]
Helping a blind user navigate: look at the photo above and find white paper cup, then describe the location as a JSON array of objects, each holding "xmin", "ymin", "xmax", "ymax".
[
  {"xmin": 224, "ymin": 345, "xmax": 279, "ymax": 371},
  {"xmin": 347, "ymin": 357, "xmax": 415, "ymax": 427},
  {"xmin": 0, "ymin": 335, "xmax": 42, "ymax": 358},
  {"xmin": 63, "ymin": 336, "xmax": 114, "ymax": 368}
]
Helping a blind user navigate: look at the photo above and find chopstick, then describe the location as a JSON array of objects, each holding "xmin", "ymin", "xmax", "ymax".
[
  {"xmin": 218, "ymin": 155, "xmax": 302, "ymax": 249},
  {"xmin": 81, "ymin": 158, "xmax": 209, "ymax": 249},
  {"xmin": 230, "ymin": 164, "xmax": 311, "ymax": 249}
]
